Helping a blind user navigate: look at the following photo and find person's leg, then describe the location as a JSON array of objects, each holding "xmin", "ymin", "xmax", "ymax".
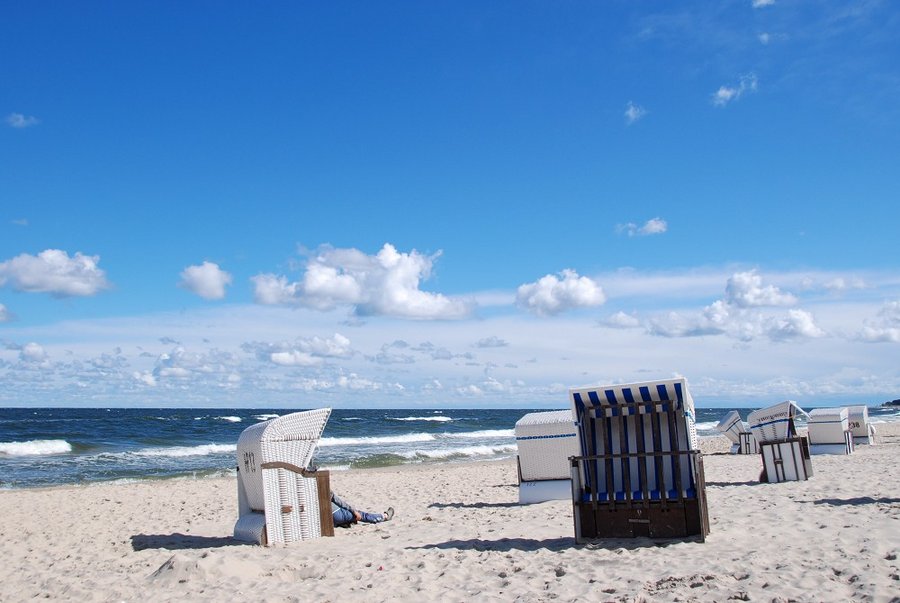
[
  {"xmin": 333, "ymin": 507, "xmax": 355, "ymax": 526},
  {"xmin": 356, "ymin": 510, "xmax": 384, "ymax": 523}
]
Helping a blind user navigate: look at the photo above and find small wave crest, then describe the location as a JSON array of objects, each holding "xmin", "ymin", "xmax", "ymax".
[
  {"xmin": 319, "ymin": 433, "xmax": 436, "ymax": 447},
  {"xmin": 253, "ymin": 414, "xmax": 280, "ymax": 421},
  {"xmin": 135, "ymin": 443, "xmax": 236, "ymax": 458},
  {"xmin": 390, "ymin": 416, "xmax": 454, "ymax": 422},
  {"xmin": 216, "ymin": 416, "xmax": 242, "ymax": 423},
  {"xmin": 448, "ymin": 429, "xmax": 514, "ymax": 439},
  {"xmin": 399, "ymin": 444, "xmax": 517, "ymax": 460},
  {"xmin": 0, "ymin": 439, "xmax": 73, "ymax": 457}
]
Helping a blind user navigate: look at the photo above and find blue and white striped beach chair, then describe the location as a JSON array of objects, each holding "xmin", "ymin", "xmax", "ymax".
[{"xmin": 569, "ymin": 378, "xmax": 709, "ymax": 542}]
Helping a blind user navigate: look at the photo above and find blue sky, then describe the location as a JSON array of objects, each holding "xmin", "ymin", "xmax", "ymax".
[{"xmin": 2, "ymin": 1, "xmax": 899, "ymax": 408}]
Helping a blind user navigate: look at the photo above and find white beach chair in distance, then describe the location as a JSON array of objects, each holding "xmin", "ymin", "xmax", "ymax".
[
  {"xmin": 847, "ymin": 405, "xmax": 876, "ymax": 445},
  {"xmin": 234, "ymin": 408, "xmax": 334, "ymax": 545},
  {"xmin": 715, "ymin": 410, "xmax": 759, "ymax": 454},
  {"xmin": 748, "ymin": 401, "xmax": 813, "ymax": 483},
  {"xmin": 569, "ymin": 377, "xmax": 709, "ymax": 542},
  {"xmin": 514, "ymin": 410, "xmax": 580, "ymax": 504},
  {"xmin": 807, "ymin": 407, "xmax": 854, "ymax": 455}
]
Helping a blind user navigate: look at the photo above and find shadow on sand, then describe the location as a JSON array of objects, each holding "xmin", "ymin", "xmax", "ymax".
[
  {"xmin": 131, "ymin": 533, "xmax": 241, "ymax": 551},
  {"xmin": 805, "ymin": 496, "xmax": 900, "ymax": 507},
  {"xmin": 407, "ymin": 535, "xmax": 690, "ymax": 553},
  {"xmin": 428, "ymin": 501, "xmax": 520, "ymax": 509}
]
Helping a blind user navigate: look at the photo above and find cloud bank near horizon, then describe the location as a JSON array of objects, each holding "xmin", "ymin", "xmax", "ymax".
[{"xmin": 1, "ymin": 263, "xmax": 898, "ymax": 407}]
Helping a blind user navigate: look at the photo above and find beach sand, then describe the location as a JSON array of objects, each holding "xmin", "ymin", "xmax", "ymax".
[{"xmin": 1, "ymin": 424, "xmax": 898, "ymax": 602}]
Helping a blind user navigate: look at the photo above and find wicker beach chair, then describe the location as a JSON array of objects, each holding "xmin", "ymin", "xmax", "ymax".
[
  {"xmin": 515, "ymin": 410, "xmax": 580, "ymax": 504},
  {"xmin": 748, "ymin": 401, "xmax": 813, "ymax": 483},
  {"xmin": 715, "ymin": 410, "xmax": 759, "ymax": 454},
  {"xmin": 569, "ymin": 377, "xmax": 709, "ymax": 542},
  {"xmin": 847, "ymin": 405, "xmax": 876, "ymax": 445},
  {"xmin": 233, "ymin": 408, "xmax": 334, "ymax": 545},
  {"xmin": 807, "ymin": 407, "xmax": 854, "ymax": 455}
]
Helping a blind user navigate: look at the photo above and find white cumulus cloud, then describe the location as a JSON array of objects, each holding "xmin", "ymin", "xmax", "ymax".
[
  {"xmin": 725, "ymin": 270, "xmax": 797, "ymax": 307},
  {"xmin": 20, "ymin": 342, "xmax": 48, "ymax": 363},
  {"xmin": 712, "ymin": 73, "xmax": 758, "ymax": 107},
  {"xmin": 0, "ymin": 249, "xmax": 110, "ymax": 297},
  {"xmin": 516, "ymin": 269, "xmax": 606, "ymax": 316},
  {"xmin": 6, "ymin": 113, "xmax": 40, "ymax": 128},
  {"xmin": 0, "ymin": 303, "xmax": 11, "ymax": 323},
  {"xmin": 857, "ymin": 300, "xmax": 900, "ymax": 342},
  {"xmin": 624, "ymin": 101, "xmax": 647, "ymax": 125},
  {"xmin": 764, "ymin": 309, "xmax": 826, "ymax": 341},
  {"xmin": 179, "ymin": 261, "xmax": 233, "ymax": 300},
  {"xmin": 617, "ymin": 217, "xmax": 668, "ymax": 237},
  {"xmin": 251, "ymin": 243, "xmax": 472, "ymax": 320},
  {"xmin": 604, "ymin": 311, "xmax": 642, "ymax": 329},
  {"xmin": 752, "ymin": 0, "xmax": 775, "ymax": 7}
]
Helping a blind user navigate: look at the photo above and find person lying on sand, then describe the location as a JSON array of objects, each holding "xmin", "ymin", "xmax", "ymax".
[{"xmin": 331, "ymin": 491, "xmax": 394, "ymax": 527}]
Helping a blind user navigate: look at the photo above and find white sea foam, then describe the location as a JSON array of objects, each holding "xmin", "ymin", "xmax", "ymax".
[
  {"xmin": 216, "ymin": 416, "xmax": 242, "ymax": 423},
  {"xmin": 399, "ymin": 444, "xmax": 517, "ymax": 460},
  {"xmin": 447, "ymin": 429, "xmax": 514, "ymax": 439},
  {"xmin": 319, "ymin": 433, "xmax": 436, "ymax": 447},
  {"xmin": 390, "ymin": 416, "xmax": 454, "ymax": 422},
  {"xmin": 0, "ymin": 439, "xmax": 72, "ymax": 457},
  {"xmin": 694, "ymin": 421, "xmax": 720, "ymax": 433},
  {"xmin": 135, "ymin": 443, "xmax": 236, "ymax": 458},
  {"xmin": 253, "ymin": 414, "xmax": 280, "ymax": 421}
]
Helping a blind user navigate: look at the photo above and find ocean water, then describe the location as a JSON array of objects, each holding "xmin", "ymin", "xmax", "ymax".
[{"xmin": 1, "ymin": 406, "xmax": 898, "ymax": 489}]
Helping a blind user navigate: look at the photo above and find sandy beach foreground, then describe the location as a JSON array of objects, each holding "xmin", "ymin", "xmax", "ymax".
[{"xmin": 1, "ymin": 426, "xmax": 898, "ymax": 602}]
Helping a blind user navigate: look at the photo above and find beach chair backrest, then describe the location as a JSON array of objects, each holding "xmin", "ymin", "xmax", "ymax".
[
  {"xmin": 747, "ymin": 400, "xmax": 805, "ymax": 443},
  {"xmin": 236, "ymin": 408, "xmax": 332, "ymax": 512},
  {"xmin": 569, "ymin": 378, "xmax": 698, "ymax": 501}
]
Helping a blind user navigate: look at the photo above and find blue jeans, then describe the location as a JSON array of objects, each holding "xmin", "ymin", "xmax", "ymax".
[{"xmin": 333, "ymin": 508, "xmax": 384, "ymax": 526}]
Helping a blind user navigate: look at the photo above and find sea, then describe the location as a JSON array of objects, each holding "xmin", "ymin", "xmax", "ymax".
[{"xmin": 2, "ymin": 406, "xmax": 899, "ymax": 489}]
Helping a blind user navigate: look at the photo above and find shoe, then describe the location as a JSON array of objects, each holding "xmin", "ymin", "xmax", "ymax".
[{"xmin": 383, "ymin": 507, "xmax": 394, "ymax": 522}]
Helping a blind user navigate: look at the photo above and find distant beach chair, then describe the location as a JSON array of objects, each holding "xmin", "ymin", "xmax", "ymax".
[
  {"xmin": 514, "ymin": 410, "xmax": 580, "ymax": 504},
  {"xmin": 847, "ymin": 405, "xmax": 876, "ymax": 446},
  {"xmin": 569, "ymin": 377, "xmax": 709, "ymax": 542},
  {"xmin": 748, "ymin": 401, "xmax": 813, "ymax": 483},
  {"xmin": 715, "ymin": 410, "xmax": 759, "ymax": 454},
  {"xmin": 233, "ymin": 408, "xmax": 334, "ymax": 545},
  {"xmin": 807, "ymin": 407, "xmax": 854, "ymax": 455}
]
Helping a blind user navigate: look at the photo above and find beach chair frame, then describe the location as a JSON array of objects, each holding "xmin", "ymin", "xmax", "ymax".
[
  {"xmin": 759, "ymin": 436, "xmax": 814, "ymax": 482},
  {"xmin": 234, "ymin": 408, "xmax": 335, "ymax": 545},
  {"xmin": 569, "ymin": 378, "xmax": 709, "ymax": 542}
]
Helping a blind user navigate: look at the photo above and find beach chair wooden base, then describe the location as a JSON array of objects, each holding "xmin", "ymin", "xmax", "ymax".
[
  {"xmin": 574, "ymin": 498, "xmax": 707, "ymax": 541},
  {"xmin": 571, "ymin": 452, "xmax": 709, "ymax": 543},
  {"xmin": 759, "ymin": 437, "xmax": 813, "ymax": 483}
]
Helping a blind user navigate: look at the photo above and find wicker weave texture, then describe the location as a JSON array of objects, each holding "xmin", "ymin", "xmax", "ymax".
[
  {"xmin": 515, "ymin": 411, "xmax": 579, "ymax": 481},
  {"xmin": 235, "ymin": 408, "xmax": 331, "ymax": 544},
  {"xmin": 807, "ymin": 407, "xmax": 850, "ymax": 444}
]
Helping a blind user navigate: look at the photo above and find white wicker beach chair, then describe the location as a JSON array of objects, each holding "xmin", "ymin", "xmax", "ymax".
[
  {"xmin": 807, "ymin": 407, "xmax": 853, "ymax": 455},
  {"xmin": 715, "ymin": 410, "xmax": 758, "ymax": 454},
  {"xmin": 748, "ymin": 401, "xmax": 813, "ymax": 483},
  {"xmin": 568, "ymin": 377, "xmax": 709, "ymax": 542},
  {"xmin": 847, "ymin": 405, "xmax": 876, "ymax": 445},
  {"xmin": 514, "ymin": 410, "xmax": 580, "ymax": 504},
  {"xmin": 233, "ymin": 408, "xmax": 333, "ymax": 545}
]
